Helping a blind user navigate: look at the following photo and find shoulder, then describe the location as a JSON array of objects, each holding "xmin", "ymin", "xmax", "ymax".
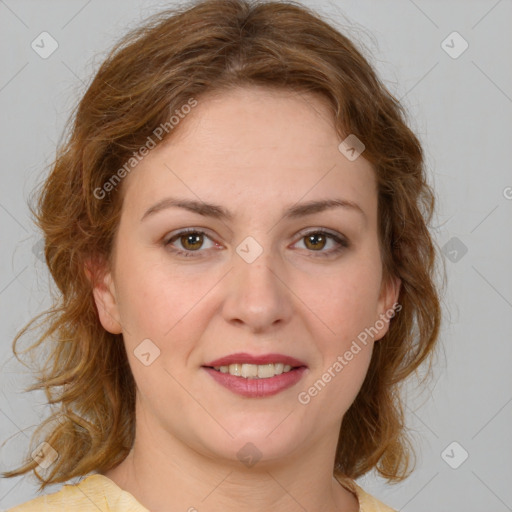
[
  {"xmin": 334, "ymin": 473, "xmax": 397, "ymax": 512},
  {"xmin": 7, "ymin": 474, "xmax": 148, "ymax": 512}
]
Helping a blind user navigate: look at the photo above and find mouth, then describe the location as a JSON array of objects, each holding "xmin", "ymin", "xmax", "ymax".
[
  {"xmin": 202, "ymin": 352, "xmax": 307, "ymax": 378},
  {"xmin": 205, "ymin": 362, "xmax": 300, "ymax": 379},
  {"xmin": 202, "ymin": 352, "xmax": 308, "ymax": 398}
]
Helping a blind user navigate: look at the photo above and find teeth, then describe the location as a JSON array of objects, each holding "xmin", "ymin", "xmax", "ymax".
[
  {"xmin": 241, "ymin": 363, "xmax": 258, "ymax": 378},
  {"xmin": 212, "ymin": 363, "xmax": 296, "ymax": 379},
  {"xmin": 257, "ymin": 364, "xmax": 274, "ymax": 378},
  {"xmin": 229, "ymin": 363, "xmax": 242, "ymax": 376}
]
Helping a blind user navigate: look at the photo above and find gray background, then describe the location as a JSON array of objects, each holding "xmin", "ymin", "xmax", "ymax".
[{"xmin": 0, "ymin": 0, "xmax": 511, "ymax": 510}]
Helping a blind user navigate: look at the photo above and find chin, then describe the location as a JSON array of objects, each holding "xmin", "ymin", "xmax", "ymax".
[{"xmin": 194, "ymin": 414, "xmax": 310, "ymax": 466}]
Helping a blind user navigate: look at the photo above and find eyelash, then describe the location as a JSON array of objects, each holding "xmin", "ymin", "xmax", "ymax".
[{"xmin": 163, "ymin": 228, "xmax": 349, "ymax": 259}]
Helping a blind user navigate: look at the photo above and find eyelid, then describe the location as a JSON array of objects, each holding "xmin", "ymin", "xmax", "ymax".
[
  {"xmin": 164, "ymin": 226, "xmax": 215, "ymax": 242},
  {"xmin": 164, "ymin": 227, "xmax": 217, "ymax": 248},
  {"xmin": 292, "ymin": 227, "xmax": 350, "ymax": 255},
  {"xmin": 295, "ymin": 226, "xmax": 346, "ymax": 241}
]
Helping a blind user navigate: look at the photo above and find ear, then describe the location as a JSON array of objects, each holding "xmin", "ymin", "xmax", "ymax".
[
  {"xmin": 374, "ymin": 273, "xmax": 401, "ymax": 341},
  {"xmin": 85, "ymin": 257, "xmax": 123, "ymax": 334}
]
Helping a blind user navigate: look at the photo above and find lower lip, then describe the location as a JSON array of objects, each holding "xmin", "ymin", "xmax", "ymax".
[{"xmin": 202, "ymin": 367, "xmax": 307, "ymax": 398}]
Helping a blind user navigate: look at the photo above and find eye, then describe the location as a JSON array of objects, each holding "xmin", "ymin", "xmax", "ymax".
[
  {"xmin": 164, "ymin": 228, "xmax": 217, "ymax": 258},
  {"xmin": 163, "ymin": 228, "xmax": 349, "ymax": 259},
  {"xmin": 293, "ymin": 229, "xmax": 349, "ymax": 257}
]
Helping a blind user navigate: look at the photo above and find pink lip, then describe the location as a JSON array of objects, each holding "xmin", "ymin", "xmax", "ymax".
[
  {"xmin": 203, "ymin": 352, "xmax": 307, "ymax": 368},
  {"xmin": 203, "ymin": 366, "xmax": 308, "ymax": 398}
]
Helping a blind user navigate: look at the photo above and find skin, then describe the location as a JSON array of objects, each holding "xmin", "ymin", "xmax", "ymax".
[{"xmin": 91, "ymin": 86, "xmax": 400, "ymax": 512}]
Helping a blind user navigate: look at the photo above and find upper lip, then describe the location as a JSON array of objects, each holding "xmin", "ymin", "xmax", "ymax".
[{"xmin": 203, "ymin": 352, "xmax": 307, "ymax": 368}]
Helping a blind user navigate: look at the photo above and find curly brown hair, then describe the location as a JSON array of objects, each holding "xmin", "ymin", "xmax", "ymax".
[{"xmin": 2, "ymin": 0, "xmax": 442, "ymax": 490}]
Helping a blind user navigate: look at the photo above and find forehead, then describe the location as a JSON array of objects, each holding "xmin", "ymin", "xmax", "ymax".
[
  {"xmin": 168, "ymin": 86, "xmax": 341, "ymax": 158},
  {"xmin": 120, "ymin": 86, "xmax": 377, "ymax": 221}
]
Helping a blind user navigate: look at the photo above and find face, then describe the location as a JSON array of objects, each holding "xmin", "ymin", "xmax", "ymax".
[{"xmin": 92, "ymin": 86, "xmax": 400, "ymax": 467}]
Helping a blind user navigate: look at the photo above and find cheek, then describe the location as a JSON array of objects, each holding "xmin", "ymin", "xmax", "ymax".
[
  {"xmin": 293, "ymin": 254, "xmax": 383, "ymax": 348},
  {"xmin": 112, "ymin": 244, "xmax": 223, "ymax": 375},
  {"xmin": 291, "ymin": 250, "xmax": 382, "ymax": 409},
  {"xmin": 113, "ymin": 241, "xmax": 197, "ymax": 333}
]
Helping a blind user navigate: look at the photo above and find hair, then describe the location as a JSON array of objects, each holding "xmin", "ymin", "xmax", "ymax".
[{"xmin": 2, "ymin": 0, "xmax": 442, "ymax": 490}]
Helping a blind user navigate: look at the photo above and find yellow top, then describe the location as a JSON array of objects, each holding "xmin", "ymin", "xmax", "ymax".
[{"xmin": 7, "ymin": 473, "xmax": 396, "ymax": 511}]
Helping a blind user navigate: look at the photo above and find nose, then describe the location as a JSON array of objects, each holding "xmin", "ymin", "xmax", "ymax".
[{"xmin": 221, "ymin": 250, "xmax": 294, "ymax": 334}]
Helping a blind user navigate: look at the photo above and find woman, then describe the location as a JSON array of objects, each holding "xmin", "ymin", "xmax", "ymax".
[{"xmin": 3, "ymin": 0, "xmax": 441, "ymax": 510}]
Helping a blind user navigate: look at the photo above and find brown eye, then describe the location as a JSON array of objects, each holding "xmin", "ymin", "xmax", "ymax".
[
  {"xmin": 164, "ymin": 229, "xmax": 217, "ymax": 257},
  {"xmin": 294, "ymin": 230, "xmax": 349, "ymax": 257},
  {"xmin": 304, "ymin": 232, "xmax": 327, "ymax": 251},
  {"xmin": 179, "ymin": 232, "xmax": 204, "ymax": 251}
]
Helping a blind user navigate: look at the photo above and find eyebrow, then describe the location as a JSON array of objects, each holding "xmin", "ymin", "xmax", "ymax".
[{"xmin": 140, "ymin": 197, "xmax": 366, "ymax": 223}]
